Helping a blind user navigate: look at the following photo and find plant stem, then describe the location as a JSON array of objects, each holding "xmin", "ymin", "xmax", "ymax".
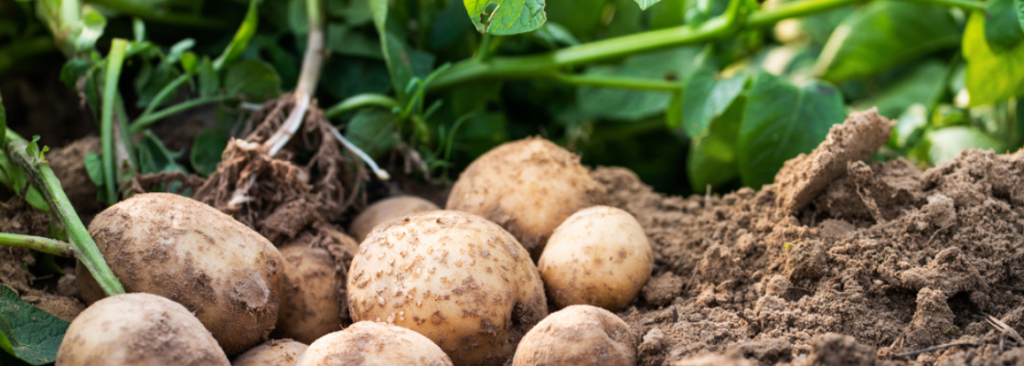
[
  {"xmin": 101, "ymin": 39, "xmax": 127, "ymax": 206},
  {"xmin": 85, "ymin": 0, "xmax": 224, "ymax": 28},
  {"xmin": 747, "ymin": 0, "xmax": 861, "ymax": 27},
  {"xmin": 139, "ymin": 73, "xmax": 190, "ymax": 119},
  {"xmin": 264, "ymin": 0, "xmax": 324, "ymax": 156},
  {"xmin": 894, "ymin": 0, "xmax": 986, "ymax": 11},
  {"xmin": 3, "ymin": 130, "xmax": 125, "ymax": 296},
  {"xmin": 130, "ymin": 95, "xmax": 232, "ymax": 133},
  {"xmin": 0, "ymin": 233, "xmax": 74, "ymax": 258},
  {"xmin": 551, "ymin": 73, "xmax": 681, "ymax": 91},
  {"xmin": 324, "ymin": 94, "xmax": 401, "ymax": 118}
]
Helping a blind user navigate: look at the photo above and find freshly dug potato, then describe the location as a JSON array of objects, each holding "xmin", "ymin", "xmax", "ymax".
[
  {"xmin": 273, "ymin": 243, "xmax": 344, "ymax": 344},
  {"xmin": 56, "ymin": 293, "xmax": 230, "ymax": 366},
  {"xmin": 347, "ymin": 210, "xmax": 547, "ymax": 366},
  {"xmin": 232, "ymin": 339, "xmax": 308, "ymax": 366},
  {"xmin": 538, "ymin": 206, "xmax": 653, "ymax": 311},
  {"xmin": 297, "ymin": 321, "xmax": 453, "ymax": 366},
  {"xmin": 446, "ymin": 137, "xmax": 603, "ymax": 257},
  {"xmin": 76, "ymin": 193, "xmax": 285, "ymax": 355},
  {"xmin": 512, "ymin": 305, "xmax": 638, "ymax": 366},
  {"xmin": 349, "ymin": 196, "xmax": 440, "ymax": 242}
]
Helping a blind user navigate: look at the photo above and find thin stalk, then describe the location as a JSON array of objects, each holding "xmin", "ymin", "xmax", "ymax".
[
  {"xmin": 4, "ymin": 130, "xmax": 125, "ymax": 296},
  {"xmin": 139, "ymin": 73, "xmax": 190, "ymax": 119},
  {"xmin": 130, "ymin": 95, "xmax": 232, "ymax": 133},
  {"xmin": 551, "ymin": 73, "xmax": 681, "ymax": 91},
  {"xmin": 324, "ymin": 94, "xmax": 401, "ymax": 119},
  {"xmin": 0, "ymin": 233, "xmax": 74, "ymax": 258},
  {"xmin": 85, "ymin": 0, "xmax": 224, "ymax": 28},
  {"xmin": 101, "ymin": 39, "xmax": 127, "ymax": 206},
  {"xmin": 747, "ymin": 0, "xmax": 862, "ymax": 27},
  {"xmin": 113, "ymin": 95, "xmax": 136, "ymax": 184},
  {"xmin": 893, "ymin": 0, "xmax": 986, "ymax": 11},
  {"xmin": 264, "ymin": 0, "xmax": 324, "ymax": 155}
]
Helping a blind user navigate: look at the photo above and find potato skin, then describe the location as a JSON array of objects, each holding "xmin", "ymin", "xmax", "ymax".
[
  {"xmin": 347, "ymin": 210, "xmax": 547, "ymax": 366},
  {"xmin": 446, "ymin": 137, "xmax": 604, "ymax": 257},
  {"xmin": 297, "ymin": 321, "xmax": 454, "ymax": 366},
  {"xmin": 56, "ymin": 293, "xmax": 230, "ymax": 366},
  {"xmin": 273, "ymin": 244, "xmax": 344, "ymax": 344},
  {"xmin": 232, "ymin": 339, "xmax": 308, "ymax": 366},
  {"xmin": 512, "ymin": 305, "xmax": 638, "ymax": 366},
  {"xmin": 76, "ymin": 193, "xmax": 284, "ymax": 355},
  {"xmin": 538, "ymin": 206, "xmax": 653, "ymax": 311},
  {"xmin": 349, "ymin": 196, "xmax": 440, "ymax": 242}
]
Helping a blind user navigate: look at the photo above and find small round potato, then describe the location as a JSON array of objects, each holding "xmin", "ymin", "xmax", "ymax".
[
  {"xmin": 232, "ymin": 339, "xmax": 308, "ymax": 366},
  {"xmin": 446, "ymin": 137, "xmax": 604, "ymax": 257},
  {"xmin": 347, "ymin": 210, "xmax": 547, "ymax": 366},
  {"xmin": 56, "ymin": 293, "xmax": 230, "ymax": 366},
  {"xmin": 349, "ymin": 196, "xmax": 440, "ymax": 242},
  {"xmin": 273, "ymin": 243, "xmax": 344, "ymax": 344},
  {"xmin": 538, "ymin": 206, "xmax": 653, "ymax": 311},
  {"xmin": 297, "ymin": 321, "xmax": 454, "ymax": 366},
  {"xmin": 77, "ymin": 193, "xmax": 285, "ymax": 355},
  {"xmin": 512, "ymin": 305, "xmax": 638, "ymax": 366}
]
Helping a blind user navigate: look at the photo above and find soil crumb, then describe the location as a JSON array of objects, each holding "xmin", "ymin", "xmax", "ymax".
[{"xmin": 597, "ymin": 109, "xmax": 1024, "ymax": 366}]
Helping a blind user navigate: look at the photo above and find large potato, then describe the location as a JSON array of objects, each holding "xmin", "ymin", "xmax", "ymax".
[
  {"xmin": 446, "ymin": 137, "xmax": 603, "ymax": 257},
  {"xmin": 76, "ymin": 193, "xmax": 284, "ymax": 355},
  {"xmin": 56, "ymin": 293, "xmax": 230, "ymax": 366},
  {"xmin": 297, "ymin": 321, "xmax": 453, "ymax": 366},
  {"xmin": 349, "ymin": 196, "xmax": 439, "ymax": 242},
  {"xmin": 232, "ymin": 339, "xmax": 307, "ymax": 366},
  {"xmin": 273, "ymin": 243, "xmax": 344, "ymax": 344},
  {"xmin": 512, "ymin": 305, "xmax": 638, "ymax": 366},
  {"xmin": 538, "ymin": 206, "xmax": 653, "ymax": 311},
  {"xmin": 347, "ymin": 210, "xmax": 547, "ymax": 366}
]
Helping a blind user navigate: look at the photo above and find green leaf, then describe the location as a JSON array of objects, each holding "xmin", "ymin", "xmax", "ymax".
[
  {"xmin": 58, "ymin": 59, "xmax": 93, "ymax": 90},
  {"xmin": 737, "ymin": 72, "xmax": 845, "ymax": 188},
  {"xmin": 0, "ymin": 285, "xmax": 70, "ymax": 365},
  {"xmin": 911, "ymin": 126, "xmax": 1007, "ymax": 165},
  {"xmin": 327, "ymin": 23, "xmax": 383, "ymax": 59},
  {"xmin": 853, "ymin": 61, "xmax": 947, "ymax": 119},
  {"xmin": 214, "ymin": 0, "xmax": 260, "ymax": 71},
  {"xmin": 464, "ymin": 0, "xmax": 546, "ymax": 35},
  {"xmin": 579, "ymin": 47, "xmax": 704, "ymax": 121},
  {"xmin": 814, "ymin": 2, "xmax": 959, "ymax": 82},
  {"xmin": 0, "ymin": 90, "xmax": 5, "ymax": 147},
  {"xmin": 370, "ymin": 0, "xmax": 435, "ymax": 102},
  {"xmin": 964, "ymin": 12, "xmax": 1024, "ymax": 106},
  {"xmin": 680, "ymin": 66, "xmax": 746, "ymax": 137},
  {"xmin": 665, "ymin": 89, "xmax": 683, "ymax": 130},
  {"xmin": 634, "ymin": 0, "xmax": 663, "ymax": 11},
  {"xmin": 1017, "ymin": 0, "xmax": 1024, "ymax": 33},
  {"xmin": 224, "ymin": 60, "xmax": 282, "ymax": 102},
  {"xmin": 190, "ymin": 129, "xmax": 229, "ymax": 177},
  {"xmin": 72, "ymin": 8, "xmax": 107, "ymax": 54},
  {"xmin": 83, "ymin": 152, "xmax": 104, "ymax": 187},
  {"xmin": 134, "ymin": 62, "xmax": 182, "ymax": 109},
  {"xmin": 892, "ymin": 104, "xmax": 929, "ymax": 149},
  {"xmin": 166, "ymin": 39, "xmax": 195, "ymax": 65},
  {"xmin": 137, "ymin": 131, "xmax": 186, "ymax": 175},
  {"xmin": 345, "ymin": 108, "xmax": 399, "ymax": 159},
  {"xmin": 985, "ymin": 0, "xmax": 1023, "ymax": 52},
  {"xmin": 0, "ymin": 149, "xmax": 27, "ymax": 194},
  {"xmin": 197, "ymin": 57, "xmax": 219, "ymax": 97},
  {"xmin": 688, "ymin": 96, "xmax": 744, "ymax": 191},
  {"xmin": 24, "ymin": 186, "xmax": 49, "ymax": 213},
  {"xmin": 132, "ymin": 18, "xmax": 145, "ymax": 43}
]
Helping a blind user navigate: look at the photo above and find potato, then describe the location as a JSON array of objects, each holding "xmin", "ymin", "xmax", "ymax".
[
  {"xmin": 297, "ymin": 321, "xmax": 453, "ymax": 366},
  {"xmin": 56, "ymin": 293, "xmax": 230, "ymax": 366},
  {"xmin": 538, "ymin": 206, "xmax": 653, "ymax": 311},
  {"xmin": 446, "ymin": 137, "xmax": 603, "ymax": 257},
  {"xmin": 512, "ymin": 305, "xmax": 638, "ymax": 366},
  {"xmin": 232, "ymin": 339, "xmax": 308, "ymax": 366},
  {"xmin": 347, "ymin": 210, "xmax": 547, "ymax": 366},
  {"xmin": 273, "ymin": 243, "xmax": 344, "ymax": 344},
  {"xmin": 76, "ymin": 193, "xmax": 285, "ymax": 355},
  {"xmin": 349, "ymin": 196, "xmax": 440, "ymax": 242}
]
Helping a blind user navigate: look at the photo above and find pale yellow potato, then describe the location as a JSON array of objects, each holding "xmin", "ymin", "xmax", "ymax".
[
  {"xmin": 347, "ymin": 210, "xmax": 547, "ymax": 366},
  {"xmin": 349, "ymin": 196, "xmax": 440, "ymax": 242},
  {"xmin": 446, "ymin": 137, "xmax": 604, "ymax": 258},
  {"xmin": 232, "ymin": 339, "xmax": 307, "ymax": 366},
  {"xmin": 273, "ymin": 243, "xmax": 344, "ymax": 344},
  {"xmin": 297, "ymin": 321, "xmax": 453, "ymax": 366},
  {"xmin": 77, "ymin": 193, "xmax": 284, "ymax": 355},
  {"xmin": 512, "ymin": 305, "xmax": 638, "ymax": 366},
  {"xmin": 56, "ymin": 293, "xmax": 230, "ymax": 366},
  {"xmin": 538, "ymin": 206, "xmax": 653, "ymax": 311}
]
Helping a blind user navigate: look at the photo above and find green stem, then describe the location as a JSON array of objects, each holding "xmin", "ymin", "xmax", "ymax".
[
  {"xmin": 747, "ymin": 0, "xmax": 861, "ymax": 27},
  {"xmin": 3, "ymin": 130, "xmax": 125, "ymax": 296},
  {"xmin": 324, "ymin": 94, "xmax": 400, "ymax": 118},
  {"xmin": 85, "ymin": 0, "xmax": 224, "ymax": 28},
  {"xmin": 893, "ymin": 0, "xmax": 986, "ymax": 11},
  {"xmin": 551, "ymin": 73, "xmax": 681, "ymax": 91},
  {"xmin": 139, "ymin": 73, "xmax": 190, "ymax": 119},
  {"xmin": 101, "ymin": 39, "xmax": 127, "ymax": 206},
  {"xmin": 0, "ymin": 233, "xmax": 74, "ymax": 258},
  {"xmin": 130, "ymin": 95, "xmax": 232, "ymax": 133}
]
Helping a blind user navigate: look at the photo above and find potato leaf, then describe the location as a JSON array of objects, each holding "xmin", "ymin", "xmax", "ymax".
[
  {"xmin": 911, "ymin": 126, "xmax": 1007, "ymax": 165},
  {"xmin": 579, "ymin": 47, "xmax": 704, "ymax": 121},
  {"xmin": 370, "ymin": 0, "xmax": 435, "ymax": 102},
  {"xmin": 0, "ymin": 285, "xmax": 70, "ymax": 365},
  {"xmin": 224, "ymin": 60, "xmax": 282, "ymax": 102},
  {"xmin": 737, "ymin": 71, "xmax": 845, "ymax": 188},
  {"xmin": 213, "ymin": 0, "xmax": 260, "ymax": 71},
  {"xmin": 964, "ymin": 12, "xmax": 1024, "ymax": 106},
  {"xmin": 679, "ymin": 66, "xmax": 745, "ymax": 137},
  {"xmin": 190, "ymin": 129, "xmax": 229, "ymax": 177},
  {"xmin": 345, "ymin": 108, "xmax": 399, "ymax": 159},
  {"xmin": 464, "ymin": 0, "xmax": 546, "ymax": 35},
  {"xmin": 688, "ymin": 96, "xmax": 744, "ymax": 191},
  {"xmin": 985, "ymin": 0, "xmax": 1024, "ymax": 52},
  {"xmin": 634, "ymin": 0, "xmax": 663, "ymax": 11},
  {"xmin": 853, "ymin": 61, "xmax": 947, "ymax": 119}
]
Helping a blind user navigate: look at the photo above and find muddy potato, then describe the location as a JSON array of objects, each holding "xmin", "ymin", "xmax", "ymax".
[
  {"xmin": 297, "ymin": 321, "xmax": 453, "ymax": 366},
  {"xmin": 232, "ymin": 339, "xmax": 308, "ymax": 366},
  {"xmin": 273, "ymin": 243, "xmax": 344, "ymax": 344},
  {"xmin": 446, "ymin": 137, "xmax": 604, "ymax": 257},
  {"xmin": 347, "ymin": 210, "xmax": 547, "ymax": 366},
  {"xmin": 512, "ymin": 305, "xmax": 638, "ymax": 366},
  {"xmin": 56, "ymin": 293, "xmax": 230, "ymax": 366},
  {"xmin": 538, "ymin": 206, "xmax": 653, "ymax": 311},
  {"xmin": 349, "ymin": 196, "xmax": 440, "ymax": 242},
  {"xmin": 76, "ymin": 193, "xmax": 284, "ymax": 355}
]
